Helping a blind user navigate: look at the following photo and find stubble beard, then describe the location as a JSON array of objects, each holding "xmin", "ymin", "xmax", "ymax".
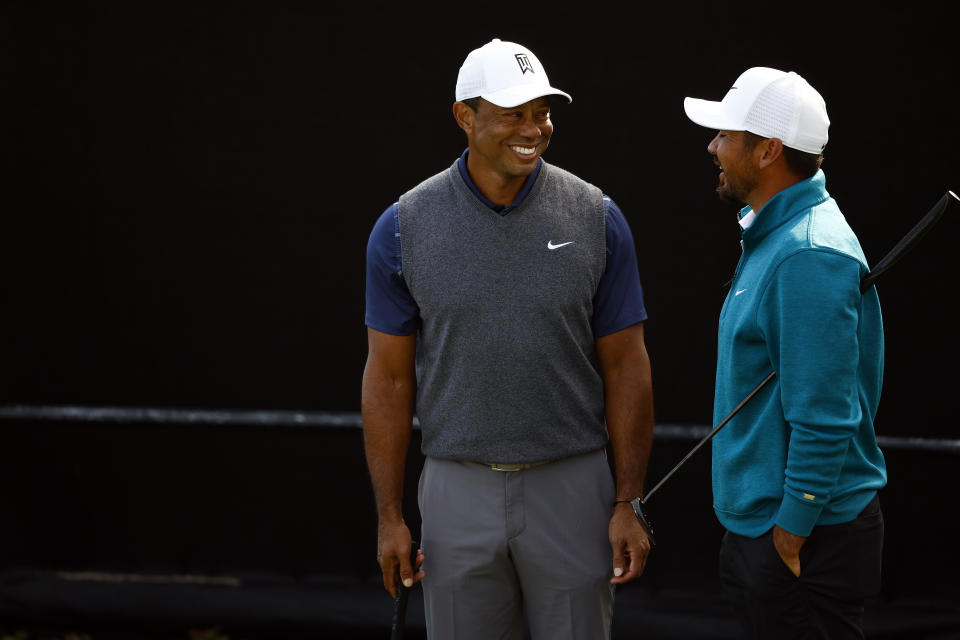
[
  {"xmin": 716, "ymin": 182, "xmax": 744, "ymax": 207},
  {"xmin": 715, "ymin": 171, "xmax": 755, "ymax": 208}
]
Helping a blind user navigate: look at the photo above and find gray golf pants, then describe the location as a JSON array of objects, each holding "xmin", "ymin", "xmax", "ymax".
[{"xmin": 418, "ymin": 449, "xmax": 616, "ymax": 640}]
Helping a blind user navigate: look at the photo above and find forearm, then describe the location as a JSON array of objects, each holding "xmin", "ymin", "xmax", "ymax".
[
  {"xmin": 780, "ymin": 362, "xmax": 861, "ymax": 518},
  {"xmin": 776, "ymin": 423, "xmax": 853, "ymax": 535},
  {"xmin": 603, "ymin": 336, "xmax": 654, "ymax": 500},
  {"xmin": 608, "ymin": 374, "xmax": 653, "ymax": 499},
  {"xmin": 361, "ymin": 364, "xmax": 415, "ymax": 522}
]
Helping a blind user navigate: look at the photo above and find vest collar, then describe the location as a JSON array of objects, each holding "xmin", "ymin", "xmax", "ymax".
[{"xmin": 457, "ymin": 148, "xmax": 542, "ymax": 215}]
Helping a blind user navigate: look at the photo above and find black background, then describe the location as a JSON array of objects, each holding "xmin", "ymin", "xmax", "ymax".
[
  {"xmin": 2, "ymin": 2, "xmax": 959, "ymax": 630},
  {"xmin": 5, "ymin": 3, "xmax": 958, "ymax": 440},
  {"xmin": 4, "ymin": 3, "xmax": 958, "ymax": 436}
]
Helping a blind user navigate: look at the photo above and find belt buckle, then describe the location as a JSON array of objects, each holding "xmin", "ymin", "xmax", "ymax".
[{"xmin": 488, "ymin": 462, "xmax": 526, "ymax": 472}]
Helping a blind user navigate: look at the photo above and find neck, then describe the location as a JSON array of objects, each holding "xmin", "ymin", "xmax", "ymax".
[
  {"xmin": 746, "ymin": 173, "xmax": 805, "ymax": 214},
  {"xmin": 465, "ymin": 155, "xmax": 528, "ymax": 206}
]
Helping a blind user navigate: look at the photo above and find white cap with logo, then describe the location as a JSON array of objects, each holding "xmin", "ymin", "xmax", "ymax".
[
  {"xmin": 455, "ymin": 38, "xmax": 572, "ymax": 108},
  {"xmin": 684, "ymin": 67, "xmax": 829, "ymax": 154}
]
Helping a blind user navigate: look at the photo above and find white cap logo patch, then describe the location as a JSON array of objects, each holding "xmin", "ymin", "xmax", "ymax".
[{"xmin": 515, "ymin": 53, "xmax": 535, "ymax": 74}]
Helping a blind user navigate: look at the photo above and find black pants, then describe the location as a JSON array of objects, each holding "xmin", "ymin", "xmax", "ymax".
[{"xmin": 719, "ymin": 496, "xmax": 883, "ymax": 640}]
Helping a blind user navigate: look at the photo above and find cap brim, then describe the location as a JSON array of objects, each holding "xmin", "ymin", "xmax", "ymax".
[
  {"xmin": 482, "ymin": 86, "xmax": 572, "ymax": 108},
  {"xmin": 683, "ymin": 97, "xmax": 744, "ymax": 131}
]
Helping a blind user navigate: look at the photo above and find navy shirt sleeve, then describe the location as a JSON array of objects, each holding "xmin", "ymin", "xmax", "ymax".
[
  {"xmin": 592, "ymin": 196, "xmax": 648, "ymax": 337},
  {"xmin": 364, "ymin": 203, "xmax": 421, "ymax": 335}
]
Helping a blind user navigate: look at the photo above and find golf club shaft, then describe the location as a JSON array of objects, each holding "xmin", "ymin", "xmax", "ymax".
[
  {"xmin": 860, "ymin": 190, "xmax": 958, "ymax": 293},
  {"xmin": 643, "ymin": 190, "xmax": 958, "ymax": 507},
  {"xmin": 643, "ymin": 371, "xmax": 777, "ymax": 504}
]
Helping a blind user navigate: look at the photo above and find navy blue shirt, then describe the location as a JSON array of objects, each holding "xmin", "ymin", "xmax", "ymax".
[{"xmin": 365, "ymin": 150, "xmax": 648, "ymax": 337}]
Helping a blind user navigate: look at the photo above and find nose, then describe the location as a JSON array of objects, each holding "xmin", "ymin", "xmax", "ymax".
[
  {"xmin": 519, "ymin": 115, "xmax": 543, "ymax": 139},
  {"xmin": 707, "ymin": 133, "xmax": 720, "ymax": 155}
]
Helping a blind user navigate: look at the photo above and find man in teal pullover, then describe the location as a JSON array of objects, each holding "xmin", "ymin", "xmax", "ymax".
[{"xmin": 684, "ymin": 67, "xmax": 887, "ymax": 639}]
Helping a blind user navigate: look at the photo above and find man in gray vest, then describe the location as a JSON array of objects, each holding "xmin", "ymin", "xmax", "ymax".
[{"xmin": 363, "ymin": 38, "xmax": 654, "ymax": 639}]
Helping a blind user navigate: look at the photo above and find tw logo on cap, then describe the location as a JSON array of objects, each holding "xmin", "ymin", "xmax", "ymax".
[{"xmin": 515, "ymin": 53, "xmax": 535, "ymax": 74}]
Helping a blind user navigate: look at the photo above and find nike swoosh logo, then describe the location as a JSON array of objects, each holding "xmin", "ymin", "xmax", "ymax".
[
  {"xmin": 735, "ymin": 288, "xmax": 747, "ymax": 296},
  {"xmin": 547, "ymin": 241, "xmax": 574, "ymax": 250}
]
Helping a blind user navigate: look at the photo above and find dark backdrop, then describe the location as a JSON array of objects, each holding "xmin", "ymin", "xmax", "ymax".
[
  {"xmin": 4, "ymin": 3, "xmax": 957, "ymax": 436},
  {"xmin": 2, "ymin": 2, "xmax": 959, "ymax": 632}
]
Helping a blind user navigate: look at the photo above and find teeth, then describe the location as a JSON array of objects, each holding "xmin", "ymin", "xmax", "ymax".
[{"xmin": 510, "ymin": 145, "xmax": 535, "ymax": 155}]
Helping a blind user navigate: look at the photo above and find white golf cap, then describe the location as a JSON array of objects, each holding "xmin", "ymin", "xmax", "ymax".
[
  {"xmin": 684, "ymin": 67, "xmax": 829, "ymax": 154},
  {"xmin": 455, "ymin": 38, "xmax": 572, "ymax": 108}
]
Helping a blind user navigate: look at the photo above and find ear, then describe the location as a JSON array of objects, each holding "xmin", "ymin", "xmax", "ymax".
[
  {"xmin": 757, "ymin": 138, "xmax": 784, "ymax": 169},
  {"xmin": 452, "ymin": 102, "xmax": 474, "ymax": 134}
]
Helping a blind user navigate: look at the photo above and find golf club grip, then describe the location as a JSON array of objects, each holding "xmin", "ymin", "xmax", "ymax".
[
  {"xmin": 860, "ymin": 191, "xmax": 958, "ymax": 293},
  {"xmin": 390, "ymin": 541, "xmax": 419, "ymax": 640}
]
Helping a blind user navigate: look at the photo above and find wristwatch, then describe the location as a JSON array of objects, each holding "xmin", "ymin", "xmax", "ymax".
[{"xmin": 617, "ymin": 497, "xmax": 656, "ymax": 547}]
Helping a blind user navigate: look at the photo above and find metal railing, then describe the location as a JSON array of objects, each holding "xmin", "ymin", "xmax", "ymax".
[{"xmin": 1, "ymin": 404, "xmax": 956, "ymax": 453}]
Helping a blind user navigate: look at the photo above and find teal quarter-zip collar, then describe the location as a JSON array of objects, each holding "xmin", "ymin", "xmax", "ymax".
[{"xmin": 739, "ymin": 169, "xmax": 831, "ymax": 250}]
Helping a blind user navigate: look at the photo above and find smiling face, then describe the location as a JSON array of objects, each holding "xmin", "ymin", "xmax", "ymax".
[
  {"xmin": 707, "ymin": 130, "xmax": 761, "ymax": 206},
  {"xmin": 457, "ymin": 96, "xmax": 553, "ymax": 197}
]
